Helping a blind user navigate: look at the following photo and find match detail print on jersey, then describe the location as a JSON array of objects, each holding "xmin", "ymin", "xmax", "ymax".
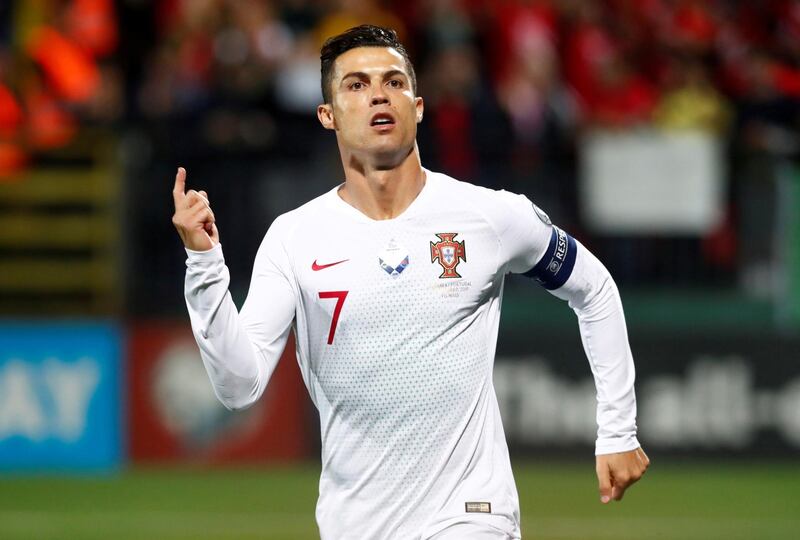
[
  {"xmin": 312, "ymin": 258, "xmax": 349, "ymax": 271},
  {"xmin": 430, "ymin": 233, "xmax": 466, "ymax": 278},
  {"xmin": 523, "ymin": 226, "xmax": 576, "ymax": 290}
]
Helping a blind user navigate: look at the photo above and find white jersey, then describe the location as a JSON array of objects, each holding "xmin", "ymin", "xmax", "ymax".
[{"xmin": 184, "ymin": 170, "xmax": 639, "ymax": 539}]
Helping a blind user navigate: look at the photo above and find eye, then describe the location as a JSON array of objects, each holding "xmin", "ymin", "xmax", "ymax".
[
  {"xmin": 350, "ymin": 81, "xmax": 365, "ymax": 90},
  {"xmin": 388, "ymin": 79, "xmax": 403, "ymax": 88}
]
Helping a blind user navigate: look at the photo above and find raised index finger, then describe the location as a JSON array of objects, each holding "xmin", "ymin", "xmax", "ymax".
[{"xmin": 172, "ymin": 167, "xmax": 187, "ymax": 204}]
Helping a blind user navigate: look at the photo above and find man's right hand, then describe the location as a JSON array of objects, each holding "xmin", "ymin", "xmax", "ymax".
[{"xmin": 171, "ymin": 167, "xmax": 219, "ymax": 251}]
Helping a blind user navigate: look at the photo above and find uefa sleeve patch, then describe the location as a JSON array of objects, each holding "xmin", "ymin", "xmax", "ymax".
[{"xmin": 523, "ymin": 226, "xmax": 577, "ymax": 290}]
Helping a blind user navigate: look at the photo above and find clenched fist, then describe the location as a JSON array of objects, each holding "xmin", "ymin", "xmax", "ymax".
[
  {"xmin": 171, "ymin": 167, "xmax": 219, "ymax": 251},
  {"xmin": 596, "ymin": 446, "xmax": 650, "ymax": 504}
]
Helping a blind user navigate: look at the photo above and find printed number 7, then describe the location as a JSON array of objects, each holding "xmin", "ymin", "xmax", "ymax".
[{"xmin": 318, "ymin": 291, "xmax": 348, "ymax": 345}]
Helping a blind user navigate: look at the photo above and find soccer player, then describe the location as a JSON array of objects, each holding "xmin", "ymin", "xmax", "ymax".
[{"xmin": 172, "ymin": 25, "xmax": 648, "ymax": 540}]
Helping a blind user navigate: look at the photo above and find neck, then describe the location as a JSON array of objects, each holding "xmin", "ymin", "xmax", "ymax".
[{"xmin": 338, "ymin": 144, "xmax": 426, "ymax": 220}]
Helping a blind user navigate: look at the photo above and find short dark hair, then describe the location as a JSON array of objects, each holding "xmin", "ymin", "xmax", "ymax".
[{"xmin": 320, "ymin": 25, "xmax": 417, "ymax": 104}]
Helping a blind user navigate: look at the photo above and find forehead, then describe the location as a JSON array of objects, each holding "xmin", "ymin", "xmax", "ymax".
[{"xmin": 333, "ymin": 47, "xmax": 409, "ymax": 79}]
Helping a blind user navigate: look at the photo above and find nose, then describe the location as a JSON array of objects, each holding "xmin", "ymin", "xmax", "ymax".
[{"xmin": 370, "ymin": 89, "xmax": 389, "ymax": 106}]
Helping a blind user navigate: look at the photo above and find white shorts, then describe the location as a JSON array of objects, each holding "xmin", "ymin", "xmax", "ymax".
[{"xmin": 427, "ymin": 521, "xmax": 520, "ymax": 540}]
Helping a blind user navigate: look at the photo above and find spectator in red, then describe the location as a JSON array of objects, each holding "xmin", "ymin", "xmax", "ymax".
[
  {"xmin": 485, "ymin": 0, "xmax": 566, "ymax": 150},
  {"xmin": 586, "ymin": 52, "xmax": 659, "ymax": 127},
  {"xmin": 487, "ymin": 0, "xmax": 559, "ymax": 91},
  {"xmin": 563, "ymin": 1, "xmax": 618, "ymax": 117},
  {"xmin": 0, "ymin": 81, "xmax": 27, "ymax": 178},
  {"xmin": 667, "ymin": 0, "xmax": 719, "ymax": 53}
]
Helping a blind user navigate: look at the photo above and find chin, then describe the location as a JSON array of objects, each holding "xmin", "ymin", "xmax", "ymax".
[{"xmin": 370, "ymin": 143, "xmax": 413, "ymax": 166}]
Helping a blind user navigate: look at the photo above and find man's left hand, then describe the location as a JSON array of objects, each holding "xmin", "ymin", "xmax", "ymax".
[{"xmin": 596, "ymin": 446, "xmax": 649, "ymax": 504}]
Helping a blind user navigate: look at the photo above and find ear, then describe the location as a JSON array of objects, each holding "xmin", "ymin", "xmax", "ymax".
[
  {"xmin": 415, "ymin": 96, "xmax": 424, "ymax": 124},
  {"xmin": 317, "ymin": 103, "xmax": 336, "ymax": 130}
]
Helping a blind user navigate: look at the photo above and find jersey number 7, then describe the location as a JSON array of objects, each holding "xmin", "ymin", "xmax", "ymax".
[{"xmin": 318, "ymin": 291, "xmax": 348, "ymax": 345}]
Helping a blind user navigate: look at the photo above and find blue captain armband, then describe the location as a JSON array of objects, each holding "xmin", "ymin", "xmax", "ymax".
[{"xmin": 523, "ymin": 226, "xmax": 577, "ymax": 290}]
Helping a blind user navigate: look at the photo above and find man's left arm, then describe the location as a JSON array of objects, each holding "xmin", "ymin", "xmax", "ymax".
[
  {"xmin": 522, "ymin": 225, "xmax": 650, "ymax": 503},
  {"xmin": 487, "ymin": 192, "xmax": 649, "ymax": 503}
]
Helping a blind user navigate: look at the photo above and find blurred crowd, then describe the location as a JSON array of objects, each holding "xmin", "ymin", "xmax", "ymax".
[
  {"xmin": 0, "ymin": 0, "xmax": 120, "ymax": 176},
  {"xmin": 3, "ymin": 0, "xmax": 799, "ymax": 166},
  {"xmin": 1, "ymin": 0, "xmax": 800, "ymax": 305}
]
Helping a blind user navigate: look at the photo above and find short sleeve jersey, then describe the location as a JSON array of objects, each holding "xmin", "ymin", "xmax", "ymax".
[{"xmin": 238, "ymin": 170, "xmax": 553, "ymax": 539}]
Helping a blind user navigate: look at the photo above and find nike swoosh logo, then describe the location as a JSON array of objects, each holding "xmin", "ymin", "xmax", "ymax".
[{"xmin": 312, "ymin": 259, "xmax": 349, "ymax": 271}]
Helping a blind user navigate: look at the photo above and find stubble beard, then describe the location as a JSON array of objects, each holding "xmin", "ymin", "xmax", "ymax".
[{"xmin": 344, "ymin": 128, "xmax": 416, "ymax": 171}]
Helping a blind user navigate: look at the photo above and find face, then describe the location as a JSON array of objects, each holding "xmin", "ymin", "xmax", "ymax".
[{"xmin": 317, "ymin": 47, "xmax": 423, "ymax": 165}]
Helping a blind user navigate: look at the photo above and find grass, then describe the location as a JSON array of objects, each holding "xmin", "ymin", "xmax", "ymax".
[{"xmin": 0, "ymin": 460, "xmax": 797, "ymax": 539}]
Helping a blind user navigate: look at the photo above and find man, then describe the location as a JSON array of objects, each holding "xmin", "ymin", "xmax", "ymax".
[{"xmin": 172, "ymin": 25, "xmax": 648, "ymax": 540}]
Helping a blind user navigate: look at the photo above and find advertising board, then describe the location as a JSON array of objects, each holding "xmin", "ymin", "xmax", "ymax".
[
  {"xmin": 495, "ymin": 333, "xmax": 800, "ymax": 454},
  {"xmin": 128, "ymin": 322, "xmax": 311, "ymax": 463},
  {"xmin": 0, "ymin": 323, "xmax": 122, "ymax": 470}
]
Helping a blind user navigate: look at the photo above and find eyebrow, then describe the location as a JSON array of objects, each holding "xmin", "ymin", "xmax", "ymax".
[{"xmin": 339, "ymin": 70, "xmax": 408, "ymax": 84}]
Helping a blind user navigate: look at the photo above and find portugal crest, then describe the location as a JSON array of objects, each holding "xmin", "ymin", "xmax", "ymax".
[{"xmin": 430, "ymin": 233, "xmax": 466, "ymax": 278}]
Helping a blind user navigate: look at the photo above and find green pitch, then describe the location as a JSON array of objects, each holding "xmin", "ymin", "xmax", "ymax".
[{"xmin": 0, "ymin": 460, "xmax": 797, "ymax": 539}]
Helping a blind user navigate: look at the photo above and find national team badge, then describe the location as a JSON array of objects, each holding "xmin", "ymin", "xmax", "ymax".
[{"xmin": 430, "ymin": 233, "xmax": 466, "ymax": 278}]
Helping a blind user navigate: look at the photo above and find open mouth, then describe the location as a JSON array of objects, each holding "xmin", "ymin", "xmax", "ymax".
[{"xmin": 370, "ymin": 113, "xmax": 396, "ymax": 127}]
